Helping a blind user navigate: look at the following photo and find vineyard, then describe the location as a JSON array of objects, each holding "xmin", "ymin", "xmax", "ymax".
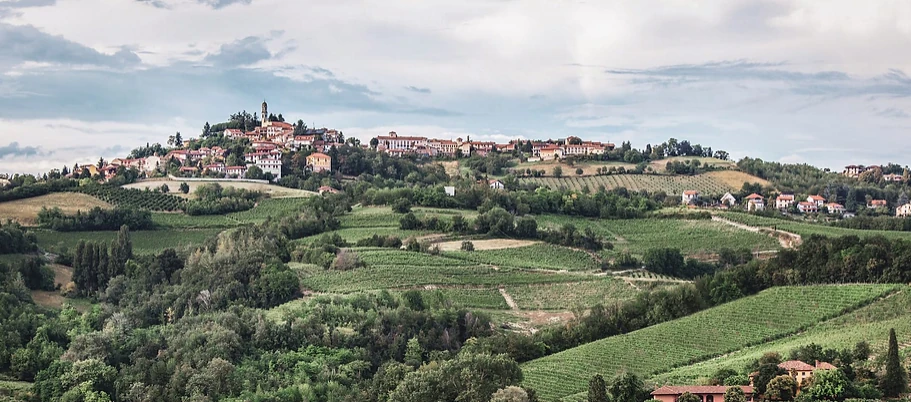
[
  {"xmin": 716, "ymin": 212, "xmax": 911, "ymax": 241},
  {"xmin": 444, "ymin": 244, "xmax": 601, "ymax": 271},
  {"xmin": 506, "ymin": 278, "xmax": 638, "ymax": 310},
  {"xmin": 656, "ymin": 286, "xmax": 911, "ymax": 384},
  {"xmin": 521, "ymin": 284, "xmax": 898, "ymax": 401},
  {"xmin": 72, "ymin": 186, "xmax": 186, "ymax": 211},
  {"xmin": 34, "ymin": 228, "xmax": 222, "ymax": 254},
  {"xmin": 402, "ymin": 287, "xmax": 510, "ymax": 310},
  {"xmin": 520, "ymin": 174, "xmax": 737, "ymax": 195},
  {"xmin": 535, "ymin": 214, "xmax": 780, "ymax": 257}
]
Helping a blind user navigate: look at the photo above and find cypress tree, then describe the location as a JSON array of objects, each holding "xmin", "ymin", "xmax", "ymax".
[
  {"xmin": 588, "ymin": 374, "xmax": 608, "ymax": 402},
  {"xmin": 881, "ymin": 328, "xmax": 907, "ymax": 397},
  {"xmin": 73, "ymin": 240, "xmax": 87, "ymax": 292}
]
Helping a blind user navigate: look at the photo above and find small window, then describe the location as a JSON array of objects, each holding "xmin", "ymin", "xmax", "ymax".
[{"xmin": 706, "ymin": 395, "xmax": 714, "ymax": 402}]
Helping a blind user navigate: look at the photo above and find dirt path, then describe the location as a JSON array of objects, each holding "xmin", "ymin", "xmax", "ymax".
[
  {"xmin": 498, "ymin": 287, "xmax": 519, "ymax": 310},
  {"xmin": 434, "ymin": 239, "xmax": 540, "ymax": 251},
  {"xmin": 711, "ymin": 216, "xmax": 802, "ymax": 249}
]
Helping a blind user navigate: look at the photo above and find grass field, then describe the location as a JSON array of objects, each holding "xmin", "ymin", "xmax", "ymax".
[
  {"xmin": 444, "ymin": 244, "xmax": 601, "ymax": 271},
  {"xmin": 717, "ymin": 212, "xmax": 911, "ymax": 241},
  {"xmin": 521, "ymin": 284, "xmax": 898, "ymax": 401},
  {"xmin": 34, "ymin": 228, "xmax": 222, "ymax": 254},
  {"xmin": 411, "ymin": 287, "xmax": 510, "ymax": 310},
  {"xmin": 535, "ymin": 215, "xmax": 780, "ymax": 258},
  {"xmin": 654, "ymin": 287, "xmax": 911, "ymax": 384},
  {"xmin": 507, "ymin": 279, "xmax": 638, "ymax": 310},
  {"xmin": 151, "ymin": 197, "xmax": 314, "ymax": 228},
  {"xmin": 0, "ymin": 193, "xmax": 112, "ymax": 225},
  {"xmin": 123, "ymin": 179, "xmax": 316, "ymax": 198},
  {"xmin": 520, "ymin": 174, "xmax": 742, "ymax": 195}
]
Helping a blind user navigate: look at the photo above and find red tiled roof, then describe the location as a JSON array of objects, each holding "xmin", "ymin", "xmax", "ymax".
[
  {"xmin": 779, "ymin": 360, "xmax": 816, "ymax": 371},
  {"xmin": 683, "ymin": 190, "xmax": 699, "ymax": 195},
  {"xmin": 652, "ymin": 386, "xmax": 753, "ymax": 396},
  {"xmin": 308, "ymin": 152, "xmax": 331, "ymax": 159},
  {"xmin": 827, "ymin": 203, "xmax": 844, "ymax": 208},
  {"xmin": 777, "ymin": 194, "xmax": 795, "ymax": 200},
  {"xmin": 809, "ymin": 195, "xmax": 826, "ymax": 201},
  {"xmin": 871, "ymin": 199, "xmax": 887, "ymax": 206},
  {"xmin": 746, "ymin": 193, "xmax": 764, "ymax": 199},
  {"xmin": 815, "ymin": 361, "xmax": 837, "ymax": 370}
]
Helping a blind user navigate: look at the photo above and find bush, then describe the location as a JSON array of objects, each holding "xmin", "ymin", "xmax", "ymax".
[
  {"xmin": 179, "ymin": 182, "xmax": 190, "ymax": 194},
  {"xmin": 392, "ymin": 198, "xmax": 412, "ymax": 214},
  {"xmin": 330, "ymin": 250, "xmax": 363, "ymax": 271},
  {"xmin": 461, "ymin": 241, "xmax": 475, "ymax": 251},
  {"xmin": 37, "ymin": 207, "xmax": 153, "ymax": 231}
]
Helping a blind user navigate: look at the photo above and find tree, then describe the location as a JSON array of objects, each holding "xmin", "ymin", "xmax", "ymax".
[
  {"xmin": 575, "ymin": 167, "xmax": 584, "ymax": 176},
  {"xmin": 608, "ymin": 372, "xmax": 648, "ymax": 402},
  {"xmin": 723, "ymin": 387, "xmax": 747, "ymax": 402},
  {"xmin": 766, "ymin": 375, "xmax": 798, "ymax": 402},
  {"xmin": 202, "ymin": 121, "xmax": 211, "ymax": 137},
  {"xmin": 108, "ymin": 225, "xmax": 132, "ymax": 279},
  {"xmin": 159, "ymin": 183, "xmax": 169, "ymax": 193},
  {"xmin": 174, "ymin": 132, "xmax": 183, "ymax": 147},
  {"xmin": 552, "ymin": 166, "xmax": 563, "ymax": 178},
  {"xmin": 392, "ymin": 198, "xmax": 412, "ymax": 214},
  {"xmin": 461, "ymin": 241, "xmax": 475, "ymax": 251},
  {"xmin": 490, "ymin": 386, "xmax": 530, "ymax": 402},
  {"xmin": 753, "ymin": 352, "xmax": 785, "ymax": 396},
  {"xmin": 370, "ymin": 138, "xmax": 379, "ymax": 149},
  {"xmin": 805, "ymin": 368, "xmax": 853, "ymax": 401},
  {"xmin": 96, "ymin": 157, "xmax": 105, "ymax": 169},
  {"xmin": 245, "ymin": 165, "xmax": 264, "ymax": 180},
  {"xmin": 404, "ymin": 337, "xmax": 423, "ymax": 367},
  {"xmin": 179, "ymin": 182, "xmax": 190, "ymax": 194},
  {"xmin": 881, "ymin": 328, "xmax": 907, "ymax": 397},
  {"xmin": 852, "ymin": 341, "xmax": 871, "ymax": 361},
  {"xmin": 677, "ymin": 392, "xmax": 700, "ymax": 402},
  {"xmin": 587, "ymin": 374, "xmax": 608, "ymax": 402}
]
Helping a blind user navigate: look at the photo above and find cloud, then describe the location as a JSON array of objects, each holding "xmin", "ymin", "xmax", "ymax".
[
  {"xmin": 0, "ymin": 142, "xmax": 42, "ymax": 158},
  {"xmin": 0, "ymin": 23, "xmax": 141, "ymax": 69},
  {"xmin": 134, "ymin": 0, "xmax": 250, "ymax": 9},
  {"xmin": 876, "ymin": 108, "xmax": 911, "ymax": 119},
  {"xmin": 204, "ymin": 35, "xmax": 273, "ymax": 67},
  {"xmin": 405, "ymin": 86, "xmax": 431, "ymax": 94},
  {"xmin": 606, "ymin": 60, "xmax": 850, "ymax": 83}
]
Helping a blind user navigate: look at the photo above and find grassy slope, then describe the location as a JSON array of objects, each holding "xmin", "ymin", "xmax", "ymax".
[
  {"xmin": 520, "ymin": 285, "xmax": 898, "ymax": 401},
  {"xmin": 0, "ymin": 193, "xmax": 112, "ymax": 225},
  {"xmin": 654, "ymin": 287, "xmax": 911, "ymax": 385},
  {"xmin": 717, "ymin": 212, "xmax": 911, "ymax": 241},
  {"xmin": 34, "ymin": 228, "xmax": 223, "ymax": 254}
]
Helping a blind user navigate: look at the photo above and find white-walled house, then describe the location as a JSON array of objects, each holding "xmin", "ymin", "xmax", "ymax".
[
  {"xmin": 807, "ymin": 195, "xmax": 826, "ymax": 208},
  {"xmin": 826, "ymin": 203, "xmax": 846, "ymax": 215},
  {"xmin": 681, "ymin": 190, "xmax": 699, "ymax": 205},
  {"xmin": 776, "ymin": 194, "xmax": 795, "ymax": 209},
  {"xmin": 897, "ymin": 203, "xmax": 911, "ymax": 217},
  {"xmin": 797, "ymin": 201, "xmax": 818, "ymax": 213},
  {"xmin": 720, "ymin": 193, "xmax": 736, "ymax": 206},
  {"xmin": 444, "ymin": 186, "xmax": 456, "ymax": 196},
  {"xmin": 255, "ymin": 156, "xmax": 282, "ymax": 179},
  {"xmin": 745, "ymin": 193, "xmax": 765, "ymax": 211},
  {"xmin": 488, "ymin": 179, "xmax": 505, "ymax": 190}
]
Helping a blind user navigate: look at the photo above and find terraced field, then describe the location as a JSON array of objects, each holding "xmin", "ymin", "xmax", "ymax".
[
  {"xmin": 520, "ymin": 174, "xmax": 736, "ymax": 195},
  {"xmin": 507, "ymin": 279, "xmax": 638, "ymax": 310},
  {"xmin": 655, "ymin": 287, "xmax": 911, "ymax": 384},
  {"xmin": 444, "ymin": 244, "xmax": 601, "ymax": 271},
  {"xmin": 535, "ymin": 215, "xmax": 780, "ymax": 257},
  {"xmin": 716, "ymin": 212, "xmax": 911, "ymax": 241},
  {"xmin": 521, "ymin": 284, "xmax": 898, "ymax": 401}
]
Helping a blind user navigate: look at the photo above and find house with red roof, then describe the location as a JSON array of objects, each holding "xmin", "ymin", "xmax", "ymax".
[
  {"xmin": 775, "ymin": 194, "xmax": 795, "ymax": 210},
  {"xmin": 651, "ymin": 386, "xmax": 753, "ymax": 402},
  {"xmin": 306, "ymin": 152, "xmax": 332, "ymax": 173},
  {"xmin": 807, "ymin": 195, "xmax": 826, "ymax": 208},
  {"xmin": 681, "ymin": 190, "xmax": 699, "ymax": 205},
  {"xmin": 797, "ymin": 201, "xmax": 818, "ymax": 214},
  {"xmin": 826, "ymin": 203, "xmax": 845, "ymax": 215},
  {"xmin": 745, "ymin": 193, "xmax": 765, "ymax": 211},
  {"xmin": 318, "ymin": 186, "xmax": 340, "ymax": 195},
  {"xmin": 869, "ymin": 199, "xmax": 888, "ymax": 209}
]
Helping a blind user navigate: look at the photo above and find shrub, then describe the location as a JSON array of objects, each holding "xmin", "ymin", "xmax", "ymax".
[
  {"xmin": 392, "ymin": 198, "xmax": 412, "ymax": 214},
  {"xmin": 331, "ymin": 250, "xmax": 363, "ymax": 271},
  {"xmin": 461, "ymin": 241, "xmax": 475, "ymax": 251}
]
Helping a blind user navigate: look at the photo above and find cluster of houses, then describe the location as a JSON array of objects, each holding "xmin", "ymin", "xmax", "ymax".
[
  {"xmin": 373, "ymin": 132, "xmax": 614, "ymax": 160},
  {"xmin": 681, "ymin": 190, "xmax": 911, "ymax": 217},
  {"xmin": 71, "ymin": 101, "xmax": 338, "ymax": 181},
  {"xmin": 843, "ymin": 165, "xmax": 905, "ymax": 182},
  {"xmin": 652, "ymin": 360, "xmax": 836, "ymax": 402}
]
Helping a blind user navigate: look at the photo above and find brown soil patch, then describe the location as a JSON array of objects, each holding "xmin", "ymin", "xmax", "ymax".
[
  {"xmin": 519, "ymin": 310, "xmax": 575, "ymax": 327},
  {"xmin": 31, "ymin": 290, "xmax": 65, "ymax": 309},
  {"xmin": 434, "ymin": 239, "xmax": 539, "ymax": 251},
  {"xmin": 703, "ymin": 170, "xmax": 771, "ymax": 189},
  {"xmin": 50, "ymin": 264, "xmax": 72, "ymax": 287},
  {"xmin": 0, "ymin": 193, "xmax": 112, "ymax": 225},
  {"xmin": 516, "ymin": 159, "xmax": 636, "ymax": 177},
  {"xmin": 439, "ymin": 161, "xmax": 461, "ymax": 177}
]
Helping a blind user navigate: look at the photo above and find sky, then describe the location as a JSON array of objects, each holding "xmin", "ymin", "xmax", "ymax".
[{"xmin": 1, "ymin": 0, "xmax": 910, "ymax": 174}]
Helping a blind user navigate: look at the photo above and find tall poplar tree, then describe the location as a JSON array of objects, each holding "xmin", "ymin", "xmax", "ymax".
[{"xmin": 881, "ymin": 328, "xmax": 907, "ymax": 397}]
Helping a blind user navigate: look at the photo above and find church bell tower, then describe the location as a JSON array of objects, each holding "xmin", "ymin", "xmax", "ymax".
[{"xmin": 261, "ymin": 100, "xmax": 268, "ymax": 127}]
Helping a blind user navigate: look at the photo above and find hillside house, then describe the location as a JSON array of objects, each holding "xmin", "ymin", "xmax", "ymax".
[
  {"xmin": 255, "ymin": 157, "xmax": 282, "ymax": 179},
  {"xmin": 539, "ymin": 145, "xmax": 562, "ymax": 161},
  {"xmin": 143, "ymin": 156, "xmax": 162, "ymax": 173},
  {"xmin": 897, "ymin": 203, "xmax": 911, "ymax": 217},
  {"xmin": 745, "ymin": 193, "xmax": 765, "ymax": 211},
  {"xmin": 826, "ymin": 203, "xmax": 846, "ymax": 215},
  {"xmin": 681, "ymin": 190, "xmax": 699, "ymax": 205},
  {"xmin": 651, "ymin": 386, "xmax": 753, "ymax": 402},
  {"xmin": 883, "ymin": 173, "xmax": 904, "ymax": 182},
  {"xmin": 797, "ymin": 201, "xmax": 818, "ymax": 214},
  {"xmin": 869, "ymin": 199, "xmax": 888, "ymax": 209},
  {"xmin": 318, "ymin": 186, "xmax": 339, "ymax": 195},
  {"xmin": 720, "ymin": 193, "xmax": 737, "ymax": 206},
  {"xmin": 224, "ymin": 128, "xmax": 244, "ymax": 138},
  {"xmin": 776, "ymin": 194, "xmax": 795, "ymax": 210},
  {"xmin": 488, "ymin": 179, "xmax": 505, "ymax": 190},
  {"xmin": 225, "ymin": 165, "xmax": 247, "ymax": 177},
  {"xmin": 444, "ymin": 186, "xmax": 455, "ymax": 196},
  {"xmin": 306, "ymin": 152, "xmax": 332, "ymax": 173},
  {"xmin": 843, "ymin": 165, "xmax": 867, "ymax": 178},
  {"xmin": 376, "ymin": 131, "xmax": 428, "ymax": 151},
  {"xmin": 807, "ymin": 195, "xmax": 826, "ymax": 208},
  {"xmin": 778, "ymin": 360, "xmax": 836, "ymax": 386},
  {"xmin": 203, "ymin": 163, "xmax": 225, "ymax": 174}
]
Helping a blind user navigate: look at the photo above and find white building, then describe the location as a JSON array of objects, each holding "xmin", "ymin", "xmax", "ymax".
[
  {"xmin": 897, "ymin": 203, "xmax": 911, "ymax": 217},
  {"xmin": 720, "ymin": 193, "xmax": 737, "ymax": 206},
  {"xmin": 488, "ymin": 179, "xmax": 505, "ymax": 190},
  {"xmin": 776, "ymin": 194, "xmax": 795, "ymax": 209},
  {"xmin": 444, "ymin": 186, "xmax": 456, "ymax": 196},
  {"xmin": 745, "ymin": 193, "xmax": 765, "ymax": 211},
  {"xmin": 681, "ymin": 190, "xmax": 699, "ymax": 205},
  {"xmin": 255, "ymin": 157, "xmax": 282, "ymax": 179}
]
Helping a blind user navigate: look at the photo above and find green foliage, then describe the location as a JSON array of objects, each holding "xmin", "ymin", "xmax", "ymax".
[
  {"xmin": 461, "ymin": 240, "xmax": 475, "ymax": 251},
  {"xmin": 37, "ymin": 206, "xmax": 153, "ymax": 231},
  {"xmin": 184, "ymin": 183, "xmax": 262, "ymax": 216},
  {"xmin": 0, "ymin": 221, "xmax": 37, "ymax": 254},
  {"xmin": 677, "ymin": 392, "xmax": 701, "ymax": 402},
  {"xmin": 607, "ymin": 372, "xmax": 649, "ymax": 402},
  {"xmin": 490, "ymin": 386, "xmax": 530, "ymax": 402},
  {"xmin": 805, "ymin": 368, "xmax": 854, "ymax": 401},
  {"xmin": 880, "ymin": 328, "xmax": 907, "ymax": 397},
  {"xmin": 387, "ymin": 353, "xmax": 522, "ymax": 402},
  {"xmin": 766, "ymin": 375, "xmax": 798, "ymax": 402},
  {"xmin": 724, "ymin": 387, "xmax": 747, "ymax": 402},
  {"xmin": 587, "ymin": 374, "xmax": 607, "ymax": 402},
  {"xmin": 73, "ymin": 185, "xmax": 185, "ymax": 211}
]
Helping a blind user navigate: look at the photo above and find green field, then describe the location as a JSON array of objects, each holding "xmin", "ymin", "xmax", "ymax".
[
  {"xmin": 716, "ymin": 212, "xmax": 911, "ymax": 241},
  {"xmin": 152, "ymin": 198, "xmax": 313, "ymax": 228},
  {"xmin": 410, "ymin": 287, "xmax": 510, "ymax": 310},
  {"xmin": 655, "ymin": 287, "xmax": 911, "ymax": 384},
  {"xmin": 34, "ymin": 228, "xmax": 222, "ymax": 254},
  {"xmin": 507, "ymin": 279, "xmax": 638, "ymax": 310},
  {"xmin": 535, "ymin": 215, "xmax": 780, "ymax": 257},
  {"xmin": 445, "ymin": 244, "xmax": 601, "ymax": 271},
  {"xmin": 520, "ymin": 174, "xmax": 734, "ymax": 195},
  {"xmin": 521, "ymin": 285, "xmax": 898, "ymax": 401}
]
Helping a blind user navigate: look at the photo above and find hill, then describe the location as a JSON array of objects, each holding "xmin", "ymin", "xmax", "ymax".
[
  {"xmin": 520, "ymin": 284, "xmax": 898, "ymax": 401},
  {"xmin": 519, "ymin": 172, "xmax": 766, "ymax": 195},
  {"xmin": 122, "ymin": 179, "xmax": 316, "ymax": 198},
  {"xmin": 0, "ymin": 192, "xmax": 112, "ymax": 225}
]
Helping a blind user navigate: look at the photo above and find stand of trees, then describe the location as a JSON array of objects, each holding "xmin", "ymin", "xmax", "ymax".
[
  {"xmin": 37, "ymin": 207, "xmax": 153, "ymax": 231},
  {"xmin": 0, "ymin": 221, "xmax": 37, "ymax": 254},
  {"xmin": 183, "ymin": 183, "xmax": 262, "ymax": 216}
]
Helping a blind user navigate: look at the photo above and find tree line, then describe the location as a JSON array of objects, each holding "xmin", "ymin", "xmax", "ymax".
[{"xmin": 37, "ymin": 206, "xmax": 153, "ymax": 231}]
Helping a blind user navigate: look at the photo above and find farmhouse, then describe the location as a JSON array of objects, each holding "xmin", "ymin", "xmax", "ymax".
[
  {"xmin": 779, "ymin": 360, "xmax": 836, "ymax": 386},
  {"xmin": 843, "ymin": 165, "xmax": 867, "ymax": 178},
  {"xmin": 376, "ymin": 131, "xmax": 428, "ymax": 151},
  {"xmin": 868, "ymin": 199, "xmax": 888, "ymax": 209},
  {"xmin": 826, "ymin": 203, "xmax": 846, "ymax": 215},
  {"xmin": 681, "ymin": 190, "xmax": 699, "ymax": 205},
  {"xmin": 797, "ymin": 201, "xmax": 818, "ymax": 213},
  {"xmin": 720, "ymin": 192, "xmax": 736, "ymax": 206},
  {"xmin": 225, "ymin": 165, "xmax": 247, "ymax": 177},
  {"xmin": 745, "ymin": 193, "xmax": 765, "ymax": 211},
  {"xmin": 539, "ymin": 145, "xmax": 562, "ymax": 161},
  {"xmin": 897, "ymin": 203, "xmax": 911, "ymax": 217},
  {"xmin": 883, "ymin": 173, "xmax": 904, "ymax": 182},
  {"xmin": 651, "ymin": 386, "xmax": 753, "ymax": 402},
  {"xmin": 807, "ymin": 195, "xmax": 826, "ymax": 208},
  {"xmin": 775, "ymin": 194, "xmax": 795, "ymax": 210},
  {"xmin": 488, "ymin": 179, "xmax": 505, "ymax": 190},
  {"xmin": 317, "ymin": 186, "xmax": 339, "ymax": 195},
  {"xmin": 306, "ymin": 152, "xmax": 332, "ymax": 173}
]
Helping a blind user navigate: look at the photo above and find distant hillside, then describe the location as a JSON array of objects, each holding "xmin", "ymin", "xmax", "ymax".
[
  {"xmin": 519, "ymin": 170, "xmax": 768, "ymax": 195},
  {"xmin": 520, "ymin": 285, "xmax": 897, "ymax": 401}
]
